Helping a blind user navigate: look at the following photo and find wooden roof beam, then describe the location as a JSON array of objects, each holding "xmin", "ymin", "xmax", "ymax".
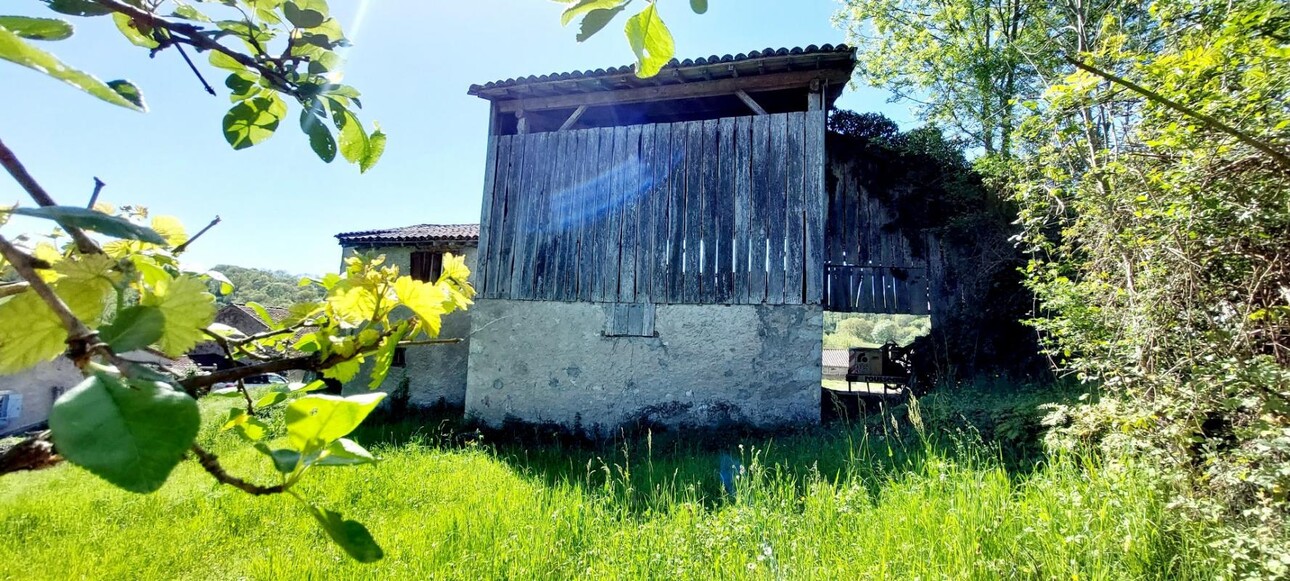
[
  {"xmin": 735, "ymin": 90, "xmax": 768, "ymax": 115},
  {"xmin": 495, "ymin": 69, "xmax": 852, "ymax": 114}
]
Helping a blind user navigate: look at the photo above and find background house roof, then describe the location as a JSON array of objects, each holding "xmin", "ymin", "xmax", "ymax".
[
  {"xmin": 335, "ymin": 224, "xmax": 481, "ymax": 246},
  {"xmin": 468, "ymin": 44, "xmax": 857, "ymax": 100}
]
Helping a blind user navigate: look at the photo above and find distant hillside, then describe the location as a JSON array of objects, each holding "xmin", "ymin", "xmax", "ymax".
[{"xmin": 212, "ymin": 264, "xmax": 326, "ymax": 308}]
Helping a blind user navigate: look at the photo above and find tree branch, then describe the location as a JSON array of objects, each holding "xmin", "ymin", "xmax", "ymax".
[
  {"xmin": 0, "ymin": 282, "xmax": 30, "ymax": 299},
  {"xmin": 87, "ymin": 178, "xmax": 105, "ymax": 209},
  {"xmin": 191, "ymin": 445, "xmax": 285, "ymax": 495},
  {"xmin": 1064, "ymin": 56, "xmax": 1290, "ymax": 172},
  {"xmin": 0, "ymin": 235, "xmax": 97, "ymax": 347},
  {"xmin": 0, "ymin": 138, "xmax": 101, "ymax": 254},
  {"xmin": 173, "ymin": 215, "xmax": 221, "ymax": 254},
  {"xmin": 93, "ymin": 0, "xmax": 296, "ymax": 95},
  {"xmin": 181, "ymin": 355, "xmax": 318, "ymax": 392}
]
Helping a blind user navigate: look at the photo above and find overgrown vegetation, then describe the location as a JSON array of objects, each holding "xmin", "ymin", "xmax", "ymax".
[
  {"xmin": 823, "ymin": 312, "xmax": 930, "ymax": 349},
  {"xmin": 842, "ymin": 0, "xmax": 1290, "ymax": 575},
  {"xmin": 0, "ymin": 384, "xmax": 1224, "ymax": 579}
]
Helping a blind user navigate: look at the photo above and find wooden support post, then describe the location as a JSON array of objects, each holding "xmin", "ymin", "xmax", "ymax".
[
  {"xmin": 807, "ymin": 79, "xmax": 824, "ymax": 112},
  {"xmin": 735, "ymin": 90, "xmax": 768, "ymax": 115},
  {"xmin": 515, "ymin": 110, "xmax": 529, "ymax": 135},
  {"xmin": 558, "ymin": 105, "xmax": 588, "ymax": 132}
]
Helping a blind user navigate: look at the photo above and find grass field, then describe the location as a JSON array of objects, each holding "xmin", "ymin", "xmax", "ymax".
[{"xmin": 0, "ymin": 386, "xmax": 1222, "ymax": 580}]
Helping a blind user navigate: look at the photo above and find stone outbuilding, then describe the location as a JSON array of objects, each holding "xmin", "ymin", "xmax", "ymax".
[{"xmin": 334, "ymin": 224, "xmax": 479, "ymax": 408}]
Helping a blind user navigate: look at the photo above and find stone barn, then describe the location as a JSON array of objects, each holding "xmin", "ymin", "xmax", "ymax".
[
  {"xmin": 461, "ymin": 45, "xmax": 858, "ymax": 434},
  {"xmin": 334, "ymin": 224, "xmax": 479, "ymax": 408}
]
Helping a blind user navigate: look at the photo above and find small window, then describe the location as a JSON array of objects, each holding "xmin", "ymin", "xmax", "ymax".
[
  {"xmin": 603, "ymin": 303, "xmax": 657, "ymax": 337},
  {"xmin": 392, "ymin": 348, "xmax": 407, "ymax": 368},
  {"xmin": 410, "ymin": 251, "xmax": 444, "ymax": 282}
]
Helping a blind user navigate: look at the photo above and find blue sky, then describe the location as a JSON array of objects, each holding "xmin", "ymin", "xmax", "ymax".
[{"xmin": 0, "ymin": 0, "xmax": 913, "ymax": 275}]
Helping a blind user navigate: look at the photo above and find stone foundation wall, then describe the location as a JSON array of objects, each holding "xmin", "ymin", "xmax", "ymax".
[{"xmin": 464, "ymin": 299, "xmax": 823, "ymax": 435}]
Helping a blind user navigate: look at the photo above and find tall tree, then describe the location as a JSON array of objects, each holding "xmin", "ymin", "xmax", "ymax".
[{"xmin": 838, "ymin": 0, "xmax": 1049, "ymax": 156}]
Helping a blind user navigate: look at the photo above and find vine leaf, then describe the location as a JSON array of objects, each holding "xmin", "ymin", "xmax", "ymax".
[
  {"xmin": 98, "ymin": 305, "xmax": 165, "ymax": 353},
  {"xmin": 0, "ymin": 291, "xmax": 67, "ymax": 373},
  {"xmin": 48, "ymin": 374, "xmax": 200, "ymax": 494},
  {"xmin": 140, "ymin": 275, "xmax": 216, "ymax": 357}
]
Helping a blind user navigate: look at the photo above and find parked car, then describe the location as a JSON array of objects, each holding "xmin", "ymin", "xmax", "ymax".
[{"xmin": 210, "ymin": 372, "xmax": 289, "ymax": 393}]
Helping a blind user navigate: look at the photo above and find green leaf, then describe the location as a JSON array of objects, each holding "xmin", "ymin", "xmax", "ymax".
[
  {"xmin": 329, "ymin": 101, "xmax": 369, "ymax": 165},
  {"xmin": 301, "ymin": 110, "xmax": 337, "ymax": 163},
  {"xmin": 0, "ymin": 17, "xmax": 75, "ymax": 41},
  {"xmin": 624, "ymin": 3, "xmax": 674, "ymax": 78},
  {"xmin": 291, "ymin": 379, "xmax": 326, "ymax": 393},
  {"xmin": 0, "ymin": 291, "xmax": 67, "ymax": 374},
  {"xmin": 5, "ymin": 206, "xmax": 166, "ymax": 243},
  {"xmin": 322, "ymin": 357, "xmax": 362, "ymax": 383},
  {"xmin": 576, "ymin": 6, "xmax": 626, "ymax": 43},
  {"xmin": 285, "ymin": 393, "xmax": 385, "ymax": 455},
  {"xmin": 210, "ymin": 386, "xmax": 243, "ymax": 397},
  {"xmin": 305, "ymin": 505, "xmax": 384, "ymax": 563},
  {"xmin": 43, "ymin": 0, "xmax": 113, "ymax": 17},
  {"xmin": 204, "ymin": 270, "xmax": 235, "ymax": 295},
  {"xmin": 208, "ymin": 50, "xmax": 245, "ymax": 72},
  {"xmin": 284, "ymin": 0, "xmax": 328, "ymax": 28},
  {"xmin": 561, "ymin": 0, "xmax": 627, "ymax": 26},
  {"xmin": 140, "ymin": 275, "xmax": 216, "ymax": 357},
  {"xmin": 690, "ymin": 0, "xmax": 708, "ymax": 14},
  {"xmin": 368, "ymin": 325, "xmax": 407, "ymax": 389},
  {"xmin": 236, "ymin": 416, "xmax": 270, "ymax": 441},
  {"xmin": 255, "ymin": 391, "xmax": 289, "ymax": 409},
  {"xmin": 106, "ymin": 80, "xmax": 145, "ymax": 110},
  {"xmin": 223, "ymin": 96, "xmax": 285, "ymax": 150},
  {"xmin": 245, "ymin": 301, "xmax": 280, "ymax": 329},
  {"xmin": 171, "ymin": 5, "xmax": 212, "ymax": 22},
  {"xmin": 99, "ymin": 305, "xmax": 165, "ymax": 353},
  {"xmin": 111, "ymin": 12, "xmax": 159, "ymax": 48},
  {"xmin": 225, "ymin": 71, "xmax": 261, "ymax": 102},
  {"xmin": 0, "ymin": 27, "xmax": 146, "ymax": 111},
  {"xmin": 315, "ymin": 437, "xmax": 377, "ymax": 466},
  {"xmin": 254, "ymin": 443, "xmax": 302, "ymax": 473},
  {"xmin": 49, "ymin": 374, "xmax": 200, "ymax": 494},
  {"xmin": 360, "ymin": 124, "xmax": 385, "ymax": 173}
]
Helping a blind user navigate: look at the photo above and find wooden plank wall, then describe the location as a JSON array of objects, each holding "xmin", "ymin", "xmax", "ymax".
[
  {"xmin": 476, "ymin": 111, "xmax": 826, "ymax": 305},
  {"xmin": 821, "ymin": 156, "xmax": 935, "ymax": 316}
]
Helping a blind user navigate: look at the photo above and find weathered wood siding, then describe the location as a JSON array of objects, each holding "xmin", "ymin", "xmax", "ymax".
[
  {"xmin": 822, "ymin": 153, "xmax": 936, "ymax": 316},
  {"xmin": 477, "ymin": 111, "xmax": 826, "ymax": 305}
]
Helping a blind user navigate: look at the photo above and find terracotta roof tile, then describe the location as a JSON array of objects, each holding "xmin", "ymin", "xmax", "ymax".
[{"xmin": 468, "ymin": 44, "xmax": 855, "ymax": 98}]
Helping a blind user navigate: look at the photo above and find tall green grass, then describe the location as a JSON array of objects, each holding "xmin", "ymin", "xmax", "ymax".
[{"xmin": 0, "ymin": 394, "xmax": 1220, "ymax": 580}]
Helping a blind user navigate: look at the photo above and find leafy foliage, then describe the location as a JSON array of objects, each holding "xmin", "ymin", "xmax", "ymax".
[
  {"xmin": 556, "ymin": 0, "xmax": 706, "ymax": 78},
  {"xmin": 2, "ymin": 0, "xmax": 384, "ymax": 171},
  {"xmin": 844, "ymin": 0, "xmax": 1290, "ymax": 575}
]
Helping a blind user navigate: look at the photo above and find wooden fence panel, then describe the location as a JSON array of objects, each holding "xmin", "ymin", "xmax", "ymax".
[
  {"xmin": 620, "ymin": 125, "xmax": 642, "ymax": 303},
  {"xmin": 651, "ymin": 123, "xmax": 673, "ymax": 303},
  {"xmin": 749, "ymin": 115, "xmax": 770, "ymax": 304},
  {"xmin": 665, "ymin": 122, "xmax": 687, "ymax": 303}
]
